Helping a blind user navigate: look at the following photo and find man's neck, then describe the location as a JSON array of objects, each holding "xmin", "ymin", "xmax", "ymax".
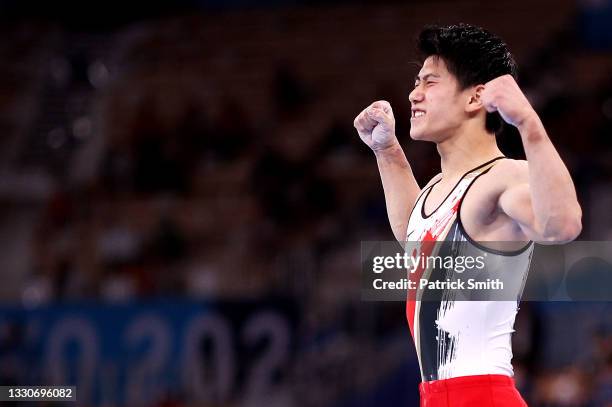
[{"xmin": 436, "ymin": 127, "xmax": 504, "ymax": 181}]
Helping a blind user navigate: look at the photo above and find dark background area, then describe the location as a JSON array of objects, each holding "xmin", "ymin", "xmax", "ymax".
[{"xmin": 0, "ymin": 0, "xmax": 611, "ymax": 406}]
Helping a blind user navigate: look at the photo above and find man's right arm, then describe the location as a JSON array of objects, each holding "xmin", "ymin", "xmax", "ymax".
[
  {"xmin": 354, "ymin": 100, "xmax": 420, "ymax": 241},
  {"xmin": 374, "ymin": 142, "xmax": 421, "ymax": 241}
]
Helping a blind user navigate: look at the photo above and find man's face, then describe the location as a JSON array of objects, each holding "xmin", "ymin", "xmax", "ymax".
[{"xmin": 409, "ymin": 56, "xmax": 468, "ymax": 142}]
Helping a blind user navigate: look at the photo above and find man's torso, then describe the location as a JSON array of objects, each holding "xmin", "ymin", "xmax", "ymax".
[{"xmin": 405, "ymin": 156, "xmax": 534, "ymax": 382}]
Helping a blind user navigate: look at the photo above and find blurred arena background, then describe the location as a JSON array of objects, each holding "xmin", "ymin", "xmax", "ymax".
[{"xmin": 0, "ymin": 0, "xmax": 611, "ymax": 406}]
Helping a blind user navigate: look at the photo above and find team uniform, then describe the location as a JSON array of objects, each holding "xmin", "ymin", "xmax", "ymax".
[{"xmin": 405, "ymin": 156, "xmax": 533, "ymax": 406}]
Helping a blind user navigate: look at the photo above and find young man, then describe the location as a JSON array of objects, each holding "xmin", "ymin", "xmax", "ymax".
[{"xmin": 353, "ymin": 24, "xmax": 582, "ymax": 406}]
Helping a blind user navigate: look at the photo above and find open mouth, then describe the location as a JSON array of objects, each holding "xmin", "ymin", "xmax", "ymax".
[{"xmin": 411, "ymin": 109, "xmax": 426, "ymax": 120}]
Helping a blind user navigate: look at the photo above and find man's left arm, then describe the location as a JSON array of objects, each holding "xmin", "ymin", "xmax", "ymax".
[{"xmin": 481, "ymin": 75, "xmax": 582, "ymax": 243}]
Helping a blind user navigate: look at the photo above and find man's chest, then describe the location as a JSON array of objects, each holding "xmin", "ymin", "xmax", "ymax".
[{"xmin": 422, "ymin": 174, "xmax": 519, "ymax": 242}]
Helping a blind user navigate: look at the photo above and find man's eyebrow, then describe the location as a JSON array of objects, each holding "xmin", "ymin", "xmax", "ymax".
[{"xmin": 414, "ymin": 73, "xmax": 440, "ymax": 82}]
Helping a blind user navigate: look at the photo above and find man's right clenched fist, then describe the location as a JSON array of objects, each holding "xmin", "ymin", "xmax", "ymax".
[{"xmin": 353, "ymin": 100, "xmax": 398, "ymax": 152}]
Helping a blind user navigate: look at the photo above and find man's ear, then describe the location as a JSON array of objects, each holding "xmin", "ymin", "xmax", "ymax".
[{"xmin": 466, "ymin": 84, "xmax": 486, "ymax": 113}]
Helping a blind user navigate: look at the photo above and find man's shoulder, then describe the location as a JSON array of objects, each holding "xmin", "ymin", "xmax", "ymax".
[
  {"xmin": 486, "ymin": 158, "xmax": 529, "ymax": 184},
  {"xmin": 422, "ymin": 172, "xmax": 443, "ymax": 191}
]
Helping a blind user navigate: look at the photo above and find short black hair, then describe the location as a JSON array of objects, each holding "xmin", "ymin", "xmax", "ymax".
[{"xmin": 416, "ymin": 23, "xmax": 518, "ymax": 134}]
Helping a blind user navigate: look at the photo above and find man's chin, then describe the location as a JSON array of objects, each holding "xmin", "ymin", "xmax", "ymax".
[{"xmin": 409, "ymin": 129, "xmax": 429, "ymax": 141}]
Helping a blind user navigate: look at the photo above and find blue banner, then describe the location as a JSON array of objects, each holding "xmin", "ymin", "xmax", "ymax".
[{"xmin": 0, "ymin": 300, "xmax": 297, "ymax": 406}]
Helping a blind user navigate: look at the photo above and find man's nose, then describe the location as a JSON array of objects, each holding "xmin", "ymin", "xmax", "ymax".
[{"xmin": 409, "ymin": 86, "xmax": 424, "ymax": 104}]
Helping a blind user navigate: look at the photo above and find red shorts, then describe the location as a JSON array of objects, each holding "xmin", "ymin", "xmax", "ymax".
[{"xmin": 419, "ymin": 374, "xmax": 528, "ymax": 407}]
